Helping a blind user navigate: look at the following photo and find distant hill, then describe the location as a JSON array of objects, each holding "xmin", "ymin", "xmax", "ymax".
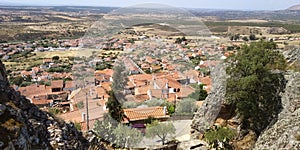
[{"xmin": 287, "ymin": 4, "xmax": 300, "ymax": 10}]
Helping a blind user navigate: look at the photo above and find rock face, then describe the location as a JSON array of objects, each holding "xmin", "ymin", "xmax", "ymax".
[
  {"xmin": 177, "ymin": 139, "xmax": 208, "ymax": 150},
  {"xmin": 283, "ymin": 47, "xmax": 300, "ymax": 65},
  {"xmin": 254, "ymin": 72, "xmax": 300, "ymax": 149},
  {"xmin": 191, "ymin": 63, "xmax": 227, "ymax": 137},
  {"xmin": 0, "ymin": 61, "xmax": 90, "ymax": 149},
  {"xmin": 190, "ymin": 59, "xmax": 300, "ymax": 149}
]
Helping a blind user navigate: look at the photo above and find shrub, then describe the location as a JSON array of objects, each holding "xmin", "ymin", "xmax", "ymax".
[
  {"xmin": 74, "ymin": 122, "xmax": 82, "ymax": 131},
  {"xmin": 76, "ymin": 101, "xmax": 84, "ymax": 109},
  {"xmin": 204, "ymin": 126, "xmax": 236, "ymax": 149},
  {"xmin": 48, "ymin": 108, "xmax": 62, "ymax": 116},
  {"xmin": 295, "ymin": 134, "xmax": 300, "ymax": 141}
]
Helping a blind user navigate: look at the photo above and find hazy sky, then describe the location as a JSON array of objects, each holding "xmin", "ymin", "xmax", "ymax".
[{"xmin": 1, "ymin": 0, "xmax": 300, "ymax": 10}]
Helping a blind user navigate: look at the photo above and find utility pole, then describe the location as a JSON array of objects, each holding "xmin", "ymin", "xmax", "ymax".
[{"xmin": 86, "ymin": 90, "xmax": 89, "ymax": 131}]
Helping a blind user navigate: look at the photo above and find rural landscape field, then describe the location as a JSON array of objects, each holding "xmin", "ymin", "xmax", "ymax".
[{"xmin": 0, "ymin": 1, "xmax": 300, "ymax": 149}]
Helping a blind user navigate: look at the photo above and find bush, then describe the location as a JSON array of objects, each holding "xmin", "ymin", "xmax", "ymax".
[
  {"xmin": 93, "ymin": 114, "xmax": 142, "ymax": 148},
  {"xmin": 175, "ymin": 98, "xmax": 198, "ymax": 115},
  {"xmin": 76, "ymin": 101, "xmax": 84, "ymax": 109},
  {"xmin": 188, "ymin": 84, "xmax": 208, "ymax": 101},
  {"xmin": 226, "ymin": 41, "xmax": 286, "ymax": 134},
  {"xmin": 295, "ymin": 134, "xmax": 300, "ymax": 141},
  {"xmin": 122, "ymin": 101, "xmax": 139, "ymax": 108},
  {"xmin": 74, "ymin": 122, "xmax": 82, "ymax": 131},
  {"xmin": 52, "ymin": 56, "xmax": 60, "ymax": 60},
  {"xmin": 48, "ymin": 108, "xmax": 61, "ymax": 116},
  {"xmin": 204, "ymin": 126, "xmax": 236, "ymax": 149},
  {"xmin": 143, "ymin": 98, "xmax": 164, "ymax": 107}
]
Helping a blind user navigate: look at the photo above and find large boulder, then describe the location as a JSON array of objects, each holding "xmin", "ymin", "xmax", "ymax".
[
  {"xmin": 191, "ymin": 63, "xmax": 227, "ymax": 138},
  {"xmin": 254, "ymin": 72, "xmax": 300, "ymax": 149}
]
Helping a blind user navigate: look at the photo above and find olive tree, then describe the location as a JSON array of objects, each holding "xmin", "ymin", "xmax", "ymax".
[
  {"xmin": 226, "ymin": 41, "xmax": 286, "ymax": 134},
  {"xmin": 146, "ymin": 120, "xmax": 176, "ymax": 145}
]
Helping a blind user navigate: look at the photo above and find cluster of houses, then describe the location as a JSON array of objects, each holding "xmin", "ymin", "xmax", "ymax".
[
  {"xmin": 14, "ymin": 28, "xmax": 222, "ymax": 130},
  {"xmin": 18, "ymin": 79, "xmax": 74, "ymax": 109},
  {"xmin": 0, "ymin": 38, "xmax": 79, "ymax": 60}
]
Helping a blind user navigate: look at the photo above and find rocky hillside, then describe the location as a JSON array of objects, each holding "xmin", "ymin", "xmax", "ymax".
[
  {"xmin": 191, "ymin": 63, "xmax": 227, "ymax": 137},
  {"xmin": 191, "ymin": 49, "xmax": 300, "ymax": 149},
  {"xmin": 0, "ymin": 60, "xmax": 90, "ymax": 149},
  {"xmin": 254, "ymin": 72, "xmax": 300, "ymax": 149}
]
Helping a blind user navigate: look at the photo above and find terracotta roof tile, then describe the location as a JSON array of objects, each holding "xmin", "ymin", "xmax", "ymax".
[
  {"xmin": 123, "ymin": 106, "xmax": 169, "ymax": 123},
  {"xmin": 177, "ymin": 85, "xmax": 195, "ymax": 98},
  {"xmin": 199, "ymin": 76, "xmax": 212, "ymax": 86},
  {"xmin": 134, "ymin": 94, "xmax": 149, "ymax": 102},
  {"xmin": 94, "ymin": 69, "xmax": 114, "ymax": 77},
  {"xmin": 135, "ymin": 85, "xmax": 150, "ymax": 95},
  {"xmin": 64, "ymin": 81, "xmax": 74, "ymax": 89},
  {"xmin": 51, "ymin": 80, "xmax": 64, "ymax": 88},
  {"xmin": 19, "ymin": 84, "xmax": 50, "ymax": 98},
  {"xmin": 101, "ymin": 82, "xmax": 112, "ymax": 91}
]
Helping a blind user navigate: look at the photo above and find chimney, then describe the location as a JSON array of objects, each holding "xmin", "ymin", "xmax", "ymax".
[
  {"xmin": 163, "ymin": 106, "xmax": 167, "ymax": 116},
  {"xmin": 147, "ymin": 90, "xmax": 152, "ymax": 100}
]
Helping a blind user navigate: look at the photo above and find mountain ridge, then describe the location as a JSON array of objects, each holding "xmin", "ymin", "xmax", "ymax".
[{"xmin": 287, "ymin": 4, "xmax": 300, "ymax": 10}]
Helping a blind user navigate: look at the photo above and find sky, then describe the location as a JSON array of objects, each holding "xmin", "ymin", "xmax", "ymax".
[{"xmin": 1, "ymin": 0, "xmax": 300, "ymax": 10}]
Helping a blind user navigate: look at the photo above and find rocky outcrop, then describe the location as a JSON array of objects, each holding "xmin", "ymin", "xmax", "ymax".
[
  {"xmin": 191, "ymin": 63, "xmax": 227, "ymax": 138},
  {"xmin": 254, "ymin": 72, "xmax": 300, "ymax": 149},
  {"xmin": 177, "ymin": 139, "xmax": 208, "ymax": 150},
  {"xmin": 0, "ymin": 61, "xmax": 91, "ymax": 149},
  {"xmin": 283, "ymin": 47, "xmax": 300, "ymax": 65},
  {"xmin": 190, "ymin": 48, "xmax": 300, "ymax": 149}
]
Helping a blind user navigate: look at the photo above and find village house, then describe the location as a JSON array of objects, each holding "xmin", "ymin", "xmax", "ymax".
[
  {"xmin": 94, "ymin": 69, "xmax": 113, "ymax": 85},
  {"xmin": 122, "ymin": 106, "xmax": 170, "ymax": 124}
]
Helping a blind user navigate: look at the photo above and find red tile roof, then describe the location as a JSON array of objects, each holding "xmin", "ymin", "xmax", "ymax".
[
  {"xmin": 19, "ymin": 84, "xmax": 50, "ymax": 98},
  {"xmin": 51, "ymin": 80, "xmax": 64, "ymax": 88},
  {"xmin": 177, "ymin": 85, "xmax": 196, "ymax": 98},
  {"xmin": 64, "ymin": 81, "xmax": 74, "ymax": 89},
  {"xmin": 135, "ymin": 85, "xmax": 150, "ymax": 95},
  {"xmin": 123, "ymin": 106, "xmax": 169, "ymax": 123},
  {"xmin": 199, "ymin": 76, "xmax": 212, "ymax": 86},
  {"xmin": 94, "ymin": 69, "xmax": 114, "ymax": 77},
  {"xmin": 134, "ymin": 94, "xmax": 150, "ymax": 102},
  {"xmin": 100, "ymin": 82, "xmax": 112, "ymax": 91}
]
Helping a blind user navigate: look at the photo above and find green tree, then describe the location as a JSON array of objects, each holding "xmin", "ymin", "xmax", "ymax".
[
  {"xmin": 106, "ymin": 91, "xmax": 124, "ymax": 122},
  {"xmin": 249, "ymin": 34, "xmax": 256, "ymax": 41},
  {"xmin": 242, "ymin": 36, "xmax": 249, "ymax": 41},
  {"xmin": 93, "ymin": 114, "xmax": 118, "ymax": 142},
  {"xmin": 188, "ymin": 84, "xmax": 208, "ymax": 100},
  {"xmin": 9, "ymin": 76, "xmax": 24, "ymax": 86},
  {"xmin": 113, "ymin": 124, "xmax": 142, "ymax": 148},
  {"xmin": 161, "ymin": 101, "xmax": 175, "ymax": 115},
  {"xmin": 146, "ymin": 120, "xmax": 176, "ymax": 145},
  {"xmin": 112, "ymin": 63, "xmax": 128, "ymax": 92},
  {"xmin": 93, "ymin": 114, "xmax": 142, "ymax": 148},
  {"xmin": 175, "ymin": 98, "xmax": 198, "ymax": 115},
  {"xmin": 204, "ymin": 126, "xmax": 236, "ymax": 149},
  {"xmin": 226, "ymin": 41, "xmax": 286, "ymax": 134},
  {"xmin": 111, "ymin": 62, "xmax": 128, "ymax": 102},
  {"xmin": 52, "ymin": 55, "xmax": 60, "ymax": 61}
]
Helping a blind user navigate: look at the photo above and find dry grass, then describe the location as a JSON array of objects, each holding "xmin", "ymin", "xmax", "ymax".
[
  {"xmin": 33, "ymin": 49, "xmax": 103, "ymax": 59},
  {"xmin": 1, "ymin": 118, "xmax": 22, "ymax": 131}
]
